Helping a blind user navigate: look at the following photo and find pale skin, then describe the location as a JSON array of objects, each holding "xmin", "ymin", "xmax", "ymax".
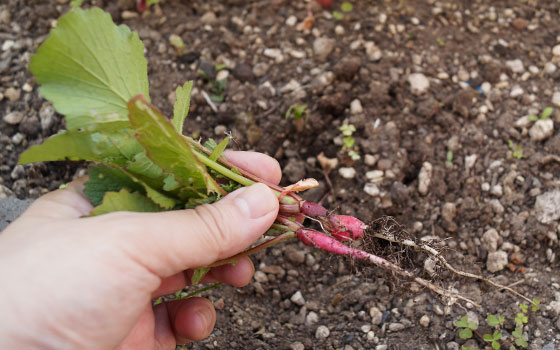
[{"xmin": 0, "ymin": 151, "xmax": 281, "ymax": 350}]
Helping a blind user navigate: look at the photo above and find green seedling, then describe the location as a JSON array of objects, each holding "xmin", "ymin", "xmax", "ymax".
[
  {"xmin": 528, "ymin": 107, "xmax": 554, "ymax": 122},
  {"xmin": 445, "ymin": 150, "xmax": 453, "ymax": 167},
  {"xmin": 169, "ymin": 34, "xmax": 185, "ymax": 55},
  {"xmin": 455, "ymin": 300, "xmax": 539, "ymax": 350},
  {"xmin": 508, "ymin": 140, "xmax": 523, "ymax": 159},
  {"xmin": 285, "ymin": 104, "xmax": 309, "ymax": 132},
  {"xmin": 339, "ymin": 124, "xmax": 360, "ymax": 161},
  {"xmin": 332, "ymin": 1, "xmax": 353, "ymax": 20}
]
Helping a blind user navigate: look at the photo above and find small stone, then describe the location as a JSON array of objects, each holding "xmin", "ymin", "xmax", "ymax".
[
  {"xmin": 214, "ymin": 298, "xmax": 225, "ymax": 310},
  {"xmin": 553, "ymin": 44, "xmax": 560, "ymax": 56},
  {"xmin": 487, "ymin": 250, "xmax": 508, "ymax": 272},
  {"xmin": 364, "ymin": 154, "xmax": 377, "ymax": 166},
  {"xmin": 305, "ymin": 311, "xmax": 319, "ymax": 326},
  {"xmin": 514, "ymin": 115, "xmax": 532, "ymax": 128},
  {"xmin": 419, "ymin": 315, "xmax": 430, "ymax": 327},
  {"xmin": 232, "ymin": 63, "xmax": 254, "ymax": 82},
  {"xmin": 263, "ymin": 48, "xmax": 284, "ymax": 62},
  {"xmin": 252, "ymin": 62, "xmax": 269, "ymax": 77},
  {"xmin": 511, "ymin": 18, "xmax": 528, "ymax": 30},
  {"xmin": 121, "ymin": 11, "xmax": 138, "ymax": 19},
  {"xmin": 11, "ymin": 132, "xmax": 24, "ymax": 145},
  {"xmin": 313, "ymin": 37, "xmax": 335, "ymax": 61},
  {"xmin": 361, "ymin": 324, "xmax": 371, "ymax": 333},
  {"xmin": 3, "ymin": 111, "xmax": 24, "ymax": 125},
  {"xmin": 370, "ymin": 307, "xmax": 382, "ymax": 325},
  {"xmin": 335, "ymin": 25, "xmax": 345, "ymax": 35},
  {"xmin": 376, "ymin": 346, "xmax": 388, "ymax": 350},
  {"xmin": 545, "ymin": 63, "xmax": 557, "ymax": 75},
  {"xmin": 214, "ymin": 124, "xmax": 227, "ymax": 136},
  {"xmin": 350, "ymin": 99, "xmax": 363, "ymax": 114},
  {"xmin": 535, "ymin": 190, "xmax": 560, "ymax": 224},
  {"xmin": 333, "ymin": 56, "xmax": 361, "ymax": 81},
  {"xmin": 364, "ymin": 183, "xmax": 380, "ymax": 197},
  {"xmin": 286, "ymin": 247, "xmax": 306, "ymax": 264},
  {"xmin": 286, "ymin": 15, "xmax": 297, "ymax": 27},
  {"xmin": 339, "ymin": 167, "xmax": 356, "ymax": 179},
  {"xmin": 489, "ymin": 199, "xmax": 504, "ymax": 214},
  {"xmin": 22, "ymin": 83, "xmax": 32, "ymax": 92},
  {"xmin": 418, "ymin": 162, "xmax": 433, "ymax": 195},
  {"xmin": 290, "ymin": 341, "xmax": 305, "ymax": 350},
  {"xmin": 388, "ymin": 323, "xmax": 405, "ymax": 332},
  {"xmin": 0, "ymin": 184, "xmax": 15, "ymax": 198},
  {"xmin": 216, "ymin": 70, "xmax": 229, "ymax": 82},
  {"xmin": 407, "ymin": 73, "xmax": 430, "ymax": 95},
  {"xmin": 364, "ymin": 41, "xmax": 382, "ymax": 61},
  {"xmin": 552, "ymin": 91, "xmax": 560, "ymax": 107},
  {"xmin": 200, "ymin": 11, "xmax": 217, "ymax": 25},
  {"xmin": 506, "ymin": 59, "xmax": 525, "ymax": 73},
  {"xmin": 529, "ymin": 119, "xmax": 554, "ymax": 141},
  {"xmin": 254, "ymin": 271, "xmax": 268, "ymax": 283},
  {"xmin": 542, "ymin": 343, "xmax": 554, "ymax": 350},
  {"xmin": 315, "ymin": 325, "xmax": 330, "ymax": 339},
  {"xmin": 366, "ymin": 170, "xmax": 383, "ymax": 183},
  {"xmin": 510, "ymin": 85, "xmax": 524, "ymax": 97},
  {"xmin": 441, "ymin": 202, "xmax": 456, "ymax": 223},
  {"xmin": 10, "ymin": 165, "xmax": 24, "ymax": 180},
  {"xmin": 5, "ymin": 87, "xmax": 20, "ymax": 102},
  {"xmin": 446, "ymin": 342, "xmax": 460, "ymax": 350},
  {"xmin": 481, "ymin": 228, "xmax": 500, "ymax": 252},
  {"xmin": 291, "ymin": 291, "xmax": 306, "ymax": 306},
  {"xmin": 491, "ymin": 184, "xmax": 503, "ymax": 197},
  {"xmin": 39, "ymin": 103, "xmax": 55, "ymax": 131},
  {"xmin": 367, "ymin": 330, "xmax": 375, "ymax": 341}
]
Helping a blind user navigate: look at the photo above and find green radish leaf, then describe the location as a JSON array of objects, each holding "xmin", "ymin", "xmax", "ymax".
[
  {"xmin": 483, "ymin": 334, "xmax": 493, "ymax": 342},
  {"xmin": 458, "ymin": 328, "xmax": 472, "ymax": 339},
  {"xmin": 19, "ymin": 130, "xmax": 129, "ymax": 165},
  {"xmin": 467, "ymin": 321, "xmax": 478, "ymax": 330},
  {"xmin": 30, "ymin": 8, "xmax": 149, "ymax": 131},
  {"xmin": 119, "ymin": 169, "xmax": 177, "ymax": 210},
  {"xmin": 512, "ymin": 327, "xmax": 523, "ymax": 338},
  {"xmin": 191, "ymin": 267, "xmax": 211, "ymax": 285},
  {"xmin": 90, "ymin": 189, "xmax": 163, "ymax": 216},
  {"xmin": 332, "ymin": 10, "xmax": 343, "ymax": 20},
  {"xmin": 85, "ymin": 165, "xmax": 144, "ymax": 206},
  {"xmin": 209, "ymin": 136, "xmax": 229, "ymax": 161},
  {"xmin": 163, "ymin": 174, "xmax": 180, "ymax": 191},
  {"xmin": 127, "ymin": 152, "xmax": 163, "ymax": 179},
  {"xmin": 127, "ymin": 95, "xmax": 226, "ymax": 196},
  {"xmin": 492, "ymin": 341, "xmax": 500, "ymax": 350},
  {"xmin": 172, "ymin": 81, "xmax": 193, "ymax": 133}
]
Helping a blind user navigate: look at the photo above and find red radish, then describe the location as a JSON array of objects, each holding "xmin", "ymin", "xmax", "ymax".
[
  {"xmin": 300, "ymin": 201, "xmax": 328, "ymax": 217},
  {"xmin": 296, "ymin": 229, "xmax": 368, "ymax": 259},
  {"xmin": 325, "ymin": 215, "xmax": 367, "ymax": 240},
  {"xmin": 315, "ymin": 0, "xmax": 334, "ymax": 9},
  {"xmin": 136, "ymin": 0, "xmax": 148, "ymax": 12}
]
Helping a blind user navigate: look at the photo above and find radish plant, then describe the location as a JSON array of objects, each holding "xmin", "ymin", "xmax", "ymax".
[{"xmin": 21, "ymin": 7, "xmax": 536, "ymax": 307}]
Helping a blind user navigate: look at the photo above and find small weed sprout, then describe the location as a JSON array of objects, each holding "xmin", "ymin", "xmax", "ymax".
[
  {"xmin": 445, "ymin": 150, "xmax": 454, "ymax": 167},
  {"xmin": 455, "ymin": 299, "xmax": 540, "ymax": 350},
  {"xmin": 332, "ymin": 1, "xmax": 353, "ymax": 20},
  {"xmin": 198, "ymin": 65, "xmax": 228, "ymax": 103},
  {"xmin": 285, "ymin": 104, "xmax": 309, "ymax": 132},
  {"xmin": 339, "ymin": 124, "xmax": 360, "ymax": 161},
  {"xmin": 508, "ymin": 140, "xmax": 523, "ymax": 159},
  {"xmin": 528, "ymin": 106, "xmax": 554, "ymax": 122},
  {"xmin": 168, "ymin": 34, "xmax": 185, "ymax": 55}
]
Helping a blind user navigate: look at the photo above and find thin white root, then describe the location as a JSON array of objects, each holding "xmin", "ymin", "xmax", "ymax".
[{"xmin": 372, "ymin": 232, "xmax": 535, "ymax": 305}]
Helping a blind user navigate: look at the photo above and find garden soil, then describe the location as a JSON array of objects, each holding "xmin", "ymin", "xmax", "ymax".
[{"xmin": 1, "ymin": 0, "xmax": 560, "ymax": 349}]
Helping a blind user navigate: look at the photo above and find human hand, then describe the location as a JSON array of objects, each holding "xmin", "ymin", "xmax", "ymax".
[{"xmin": 0, "ymin": 151, "xmax": 280, "ymax": 350}]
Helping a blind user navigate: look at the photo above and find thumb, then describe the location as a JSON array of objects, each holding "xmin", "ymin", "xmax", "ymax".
[{"xmin": 93, "ymin": 183, "xmax": 279, "ymax": 277}]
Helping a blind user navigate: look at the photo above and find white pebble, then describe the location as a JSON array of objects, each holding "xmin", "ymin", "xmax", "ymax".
[
  {"xmin": 285, "ymin": 15, "xmax": 297, "ymax": 27},
  {"xmin": 350, "ymin": 99, "xmax": 363, "ymax": 114},
  {"xmin": 553, "ymin": 44, "xmax": 560, "ymax": 56},
  {"xmin": 419, "ymin": 315, "xmax": 430, "ymax": 327},
  {"xmin": 339, "ymin": 167, "xmax": 356, "ymax": 179},
  {"xmin": 290, "ymin": 291, "xmax": 306, "ymax": 306},
  {"xmin": 364, "ymin": 183, "xmax": 380, "ymax": 197},
  {"xmin": 315, "ymin": 325, "xmax": 330, "ymax": 339},
  {"xmin": 552, "ymin": 91, "xmax": 560, "ymax": 107},
  {"xmin": 529, "ymin": 119, "xmax": 554, "ymax": 141},
  {"xmin": 418, "ymin": 162, "xmax": 433, "ymax": 195}
]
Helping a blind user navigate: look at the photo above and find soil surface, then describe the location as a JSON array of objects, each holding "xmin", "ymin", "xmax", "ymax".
[{"xmin": 2, "ymin": 0, "xmax": 560, "ymax": 349}]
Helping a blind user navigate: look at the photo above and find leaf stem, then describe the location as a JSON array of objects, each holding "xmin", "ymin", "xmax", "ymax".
[{"xmin": 207, "ymin": 231, "xmax": 296, "ymax": 268}]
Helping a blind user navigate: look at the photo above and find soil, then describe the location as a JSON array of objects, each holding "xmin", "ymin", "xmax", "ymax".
[{"xmin": 1, "ymin": 0, "xmax": 560, "ymax": 349}]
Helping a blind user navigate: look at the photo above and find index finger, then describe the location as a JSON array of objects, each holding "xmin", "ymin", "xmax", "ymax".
[{"xmin": 222, "ymin": 151, "xmax": 282, "ymax": 186}]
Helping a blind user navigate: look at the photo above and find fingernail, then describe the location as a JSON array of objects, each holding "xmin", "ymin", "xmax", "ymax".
[
  {"xmin": 234, "ymin": 183, "xmax": 278, "ymax": 219},
  {"xmin": 196, "ymin": 306, "xmax": 215, "ymax": 335}
]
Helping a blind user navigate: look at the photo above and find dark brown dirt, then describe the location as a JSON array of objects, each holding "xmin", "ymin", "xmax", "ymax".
[{"xmin": 1, "ymin": 0, "xmax": 560, "ymax": 349}]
